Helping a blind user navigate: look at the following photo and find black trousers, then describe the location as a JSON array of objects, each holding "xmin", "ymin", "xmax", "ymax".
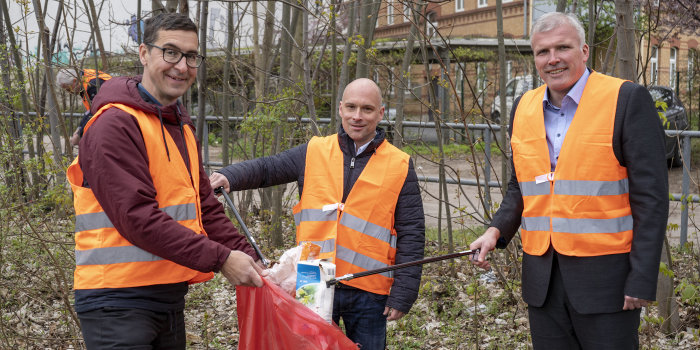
[
  {"xmin": 79, "ymin": 307, "xmax": 185, "ymax": 350},
  {"xmin": 528, "ymin": 255, "xmax": 641, "ymax": 350}
]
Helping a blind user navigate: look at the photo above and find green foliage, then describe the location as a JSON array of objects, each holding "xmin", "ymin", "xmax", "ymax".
[
  {"xmin": 656, "ymin": 100, "xmax": 669, "ymax": 128},
  {"xmin": 452, "ymin": 47, "xmax": 496, "ymax": 62},
  {"xmin": 236, "ymin": 87, "xmax": 306, "ymax": 158},
  {"xmin": 403, "ymin": 140, "xmax": 503, "ymax": 158},
  {"xmin": 676, "ymin": 278, "xmax": 700, "ymax": 305},
  {"xmin": 660, "ymin": 261, "xmax": 676, "ymax": 279}
]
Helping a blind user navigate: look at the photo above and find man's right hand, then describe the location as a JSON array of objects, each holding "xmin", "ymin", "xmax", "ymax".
[
  {"xmin": 221, "ymin": 251, "xmax": 265, "ymax": 287},
  {"xmin": 70, "ymin": 130, "xmax": 81, "ymax": 146},
  {"xmin": 209, "ymin": 172, "xmax": 230, "ymax": 194},
  {"xmin": 469, "ymin": 227, "xmax": 500, "ymax": 270}
]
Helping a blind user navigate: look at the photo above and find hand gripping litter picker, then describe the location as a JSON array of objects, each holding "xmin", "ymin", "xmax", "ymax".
[
  {"xmin": 326, "ymin": 249, "xmax": 481, "ymax": 287},
  {"xmin": 215, "ymin": 186, "xmax": 270, "ymax": 268}
]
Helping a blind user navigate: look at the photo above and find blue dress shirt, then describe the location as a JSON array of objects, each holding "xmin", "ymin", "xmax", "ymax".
[{"xmin": 542, "ymin": 68, "xmax": 591, "ymax": 171}]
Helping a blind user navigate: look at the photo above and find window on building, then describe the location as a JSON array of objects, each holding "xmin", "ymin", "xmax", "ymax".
[
  {"xmin": 670, "ymin": 47, "xmax": 677, "ymax": 88},
  {"xmin": 650, "ymin": 45, "xmax": 658, "ymax": 85},
  {"xmin": 478, "ymin": 0, "xmax": 488, "ymax": 8},
  {"xmin": 387, "ymin": 0, "xmax": 394, "ymax": 25},
  {"xmin": 405, "ymin": 75, "xmax": 413, "ymax": 96},
  {"xmin": 689, "ymin": 49, "xmax": 697, "ymax": 91},
  {"xmin": 456, "ymin": 0, "xmax": 464, "ymax": 12},
  {"xmin": 477, "ymin": 62, "xmax": 488, "ymax": 104},
  {"xmin": 455, "ymin": 64, "xmax": 465, "ymax": 97},
  {"xmin": 426, "ymin": 12, "xmax": 437, "ymax": 38},
  {"xmin": 404, "ymin": 3, "xmax": 411, "ymax": 21},
  {"xmin": 506, "ymin": 60, "xmax": 513, "ymax": 80}
]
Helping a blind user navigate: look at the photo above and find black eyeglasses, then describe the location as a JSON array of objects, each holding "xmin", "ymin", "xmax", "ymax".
[{"xmin": 146, "ymin": 43, "xmax": 205, "ymax": 68}]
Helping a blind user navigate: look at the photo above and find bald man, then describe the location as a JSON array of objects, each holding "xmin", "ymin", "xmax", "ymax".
[{"xmin": 210, "ymin": 78, "xmax": 425, "ymax": 349}]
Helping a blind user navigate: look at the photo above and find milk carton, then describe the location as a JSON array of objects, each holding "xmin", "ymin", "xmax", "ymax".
[{"xmin": 295, "ymin": 260, "xmax": 336, "ymax": 323}]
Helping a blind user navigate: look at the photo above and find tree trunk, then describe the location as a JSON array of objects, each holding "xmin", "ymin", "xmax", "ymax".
[
  {"xmin": 1, "ymin": 0, "xmax": 37, "ymax": 190},
  {"xmin": 0, "ymin": 0, "xmax": 21, "ymax": 195},
  {"xmin": 85, "ymin": 0, "xmax": 108, "ymax": 70},
  {"xmin": 32, "ymin": 0, "xmax": 64, "ymax": 176},
  {"xmin": 588, "ymin": 0, "xmax": 596, "ymax": 71},
  {"xmin": 355, "ymin": 0, "xmax": 381, "ymax": 79},
  {"xmin": 302, "ymin": 0, "xmax": 320, "ymax": 136},
  {"xmin": 222, "ymin": 2, "xmax": 234, "ymax": 167},
  {"xmin": 279, "ymin": 0, "xmax": 292, "ymax": 84},
  {"xmin": 656, "ymin": 237, "xmax": 680, "ymax": 334},
  {"xmin": 392, "ymin": 1, "xmax": 422, "ymax": 147},
  {"xmin": 196, "ymin": 1, "xmax": 208, "ymax": 143},
  {"xmin": 330, "ymin": 0, "xmax": 338, "ymax": 132},
  {"xmin": 254, "ymin": 1, "xmax": 276, "ymax": 99},
  {"xmin": 496, "ymin": 0, "xmax": 509, "ymax": 194},
  {"xmin": 336, "ymin": 0, "xmax": 358, "ymax": 129},
  {"xmin": 556, "ymin": 0, "xmax": 567, "ymax": 12},
  {"xmin": 152, "ymin": 1, "xmax": 166, "ymax": 15},
  {"xmin": 615, "ymin": 0, "xmax": 637, "ymax": 81}
]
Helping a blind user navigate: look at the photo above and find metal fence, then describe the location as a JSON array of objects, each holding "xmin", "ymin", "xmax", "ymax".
[
  {"xmin": 39, "ymin": 112, "xmax": 697, "ymax": 245},
  {"xmin": 193, "ymin": 115, "xmax": 699, "ymax": 246}
]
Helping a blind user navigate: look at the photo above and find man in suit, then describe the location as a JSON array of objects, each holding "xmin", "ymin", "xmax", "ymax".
[{"xmin": 469, "ymin": 12, "xmax": 667, "ymax": 349}]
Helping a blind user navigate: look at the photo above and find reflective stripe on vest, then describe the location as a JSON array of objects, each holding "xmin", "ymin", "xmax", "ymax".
[
  {"xmin": 293, "ymin": 135, "xmax": 409, "ymax": 295},
  {"xmin": 512, "ymin": 72, "xmax": 633, "ymax": 257},
  {"xmin": 68, "ymin": 103, "xmax": 213, "ymax": 289}
]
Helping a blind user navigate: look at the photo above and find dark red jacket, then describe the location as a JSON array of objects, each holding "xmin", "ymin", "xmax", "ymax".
[{"xmin": 80, "ymin": 75, "xmax": 256, "ymax": 275}]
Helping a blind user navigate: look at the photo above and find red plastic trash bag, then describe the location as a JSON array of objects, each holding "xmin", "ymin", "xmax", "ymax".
[{"xmin": 236, "ymin": 279, "xmax": 358, "ymax": 350}]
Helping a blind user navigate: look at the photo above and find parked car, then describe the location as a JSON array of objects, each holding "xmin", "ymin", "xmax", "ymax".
[
  {"xmin": 490, "ymin": 75, "xmax": 536, "ymax": 123},
  {"xmin": 647, "ymin": 85, "xmax": 688, "ymax": 167}
]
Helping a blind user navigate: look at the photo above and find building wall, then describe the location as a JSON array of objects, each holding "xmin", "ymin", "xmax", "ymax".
[{"xmin": 375, "ymin": 0, "xmax": 528, "ymax": 39}]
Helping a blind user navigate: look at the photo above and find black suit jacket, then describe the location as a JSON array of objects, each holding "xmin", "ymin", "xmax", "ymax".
[{"xmin": 491, "ymin": 79, "xmax": 668, "ymax": 314}]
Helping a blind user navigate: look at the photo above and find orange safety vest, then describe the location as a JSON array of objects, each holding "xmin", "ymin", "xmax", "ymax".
[
  {"xmin": 292, "ymin": 135, "xmax": 409, "ymax": 295},
  {"xmin": 67, "ymin": 103, "xmax": 213, "ymax": 289},
  {"xmin": 80, "ymin": 69, "xmax": 112, "ymax": 111},
  {"xmin": 511, "ymin": 72, "xmax": 632, "ymax": 257}
]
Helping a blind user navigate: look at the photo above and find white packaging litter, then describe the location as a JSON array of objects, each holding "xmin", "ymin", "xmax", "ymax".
[{"xmin": 295, "ymin": 259, "xmax": 336, "ymax": 323}]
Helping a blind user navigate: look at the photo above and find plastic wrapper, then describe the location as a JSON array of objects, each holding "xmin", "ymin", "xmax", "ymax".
[
  {"xmin": 236, "ymin": 279, "xmax": 358, "ymax": 350},
  {"xmin": 296, "ymin": 260, "xmax": 336, "ymax": 323},
  {"xmin": 264, "ymin": 245, "xmax": 303, "ymax": 295}
]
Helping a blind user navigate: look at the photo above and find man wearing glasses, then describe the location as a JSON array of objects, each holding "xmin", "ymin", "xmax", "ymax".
[{"xmin": 66, "ymin": 13, "xmax": 265, "ymax": 349}]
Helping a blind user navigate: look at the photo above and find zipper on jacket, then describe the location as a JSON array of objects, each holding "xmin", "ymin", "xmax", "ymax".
[{"xmin": 350, "ymin": 157, "xmax": 355, "ymax": 169}]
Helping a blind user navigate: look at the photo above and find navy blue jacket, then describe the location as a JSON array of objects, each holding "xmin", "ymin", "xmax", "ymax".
[{"xmin": 217, "ymin": 127, "xmax": 426, "ymax": 313}]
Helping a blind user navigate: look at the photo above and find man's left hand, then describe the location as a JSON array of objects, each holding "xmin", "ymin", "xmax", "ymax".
[
  {"xmin": 383, "ymin": 307, "xmax": 405, "ymax": 321},
  {"xmin": 623, "ymin": 295, "xmax": 650, "ymax": 310}
]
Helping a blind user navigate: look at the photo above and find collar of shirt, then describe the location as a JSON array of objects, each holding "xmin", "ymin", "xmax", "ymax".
[
  {"xmin": 542, "ymin": 68, "xmax": 591, "ymax": 110},
  {"xmin": 355, "ymin": 139, "xmax": 372, "ymax": 155},
  {"xmin": 137, "ymin": 83, "xmax": 163, "ymax": 106}
]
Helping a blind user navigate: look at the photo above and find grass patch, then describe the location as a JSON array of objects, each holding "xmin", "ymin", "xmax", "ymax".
[
  {"xmin": 425, "ymin": 226, "xmax": 485, "ymax": 249},
  {"xmin": 402, "ymin": 141, "xmax": 504, "ymax": 158}
]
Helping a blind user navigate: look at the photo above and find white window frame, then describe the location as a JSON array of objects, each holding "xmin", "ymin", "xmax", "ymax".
[
  {"xmin": 650, "ymin": 45, "xmax": 658, "ymax": 85},
  {"xmin": 670, "ymin": 47, "xmax": 677, "ymax": 88},
  {"xmin": 455, "ymin": 64, "xmax": 464, "ymax": 97},
  {"xmin": 478, "ymin": 0, "xmax": 488, "ymax": 8},
  {"xmin": 405, "ymin": 76, "xmax": 413, "ymax": 96},
  {"xmin": 403, "ymin": 3, "xmax": 411, "ymax": 21},
  {"xmin": 689, "ymin": 49, "xmax": 696, "ymax": 91},
  {"xmin": 477, "ymin": 62, "xmax": 488, "ymax": 93},
  {"xmin": 455, "ymin": 0, "xmax": 464, "ymax": 12},
  {"xmin": 387, "ymin": 0, "xmax": 394, "ymax": 25},
  {"xmin": 427, "ymin": 12, "xmax": 437, "ymax": 38}
]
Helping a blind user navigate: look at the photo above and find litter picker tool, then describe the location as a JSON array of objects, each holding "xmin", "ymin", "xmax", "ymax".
[
  {"xmin": 215, "ymin": 186, "xmax": 270, "ymax": 267},
  {"xmin": 326, "ymin": 249, "xmax": 480, "ymax": 287}
]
